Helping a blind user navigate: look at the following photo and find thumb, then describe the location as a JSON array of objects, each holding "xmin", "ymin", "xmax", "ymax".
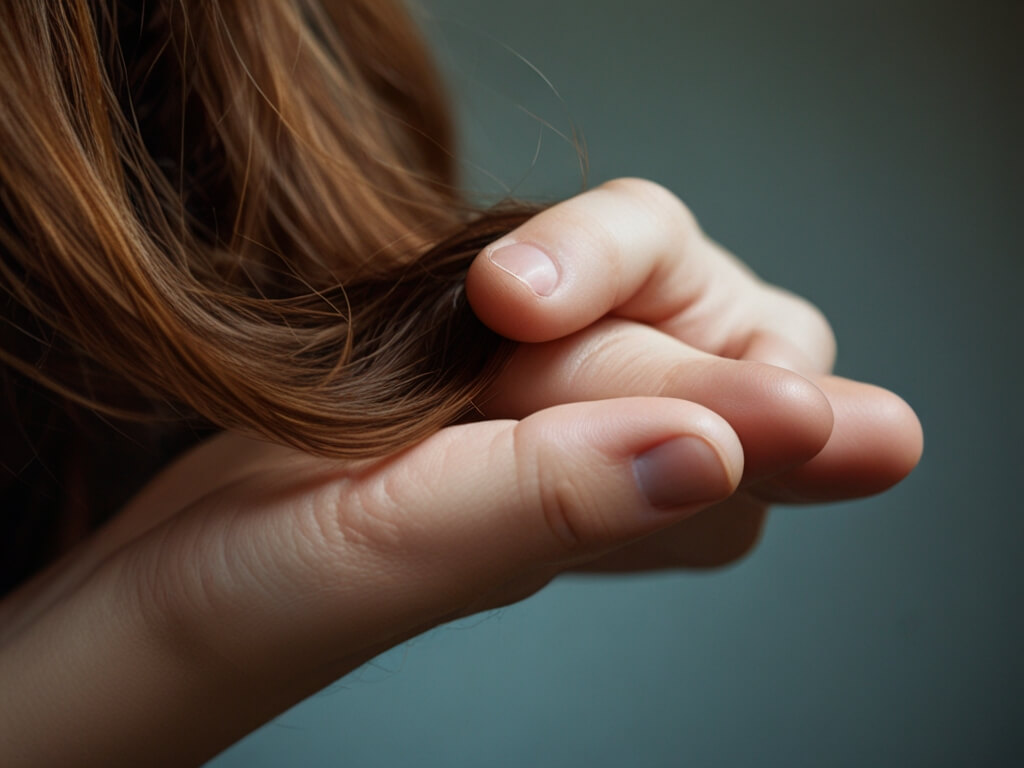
[
  {"xmin": 156, "ymin": 397, "xmax": 744, "ymax": 669},
  {"xmin": 355, "ymin": 397, "xmax": 744, "ymax": 615}
]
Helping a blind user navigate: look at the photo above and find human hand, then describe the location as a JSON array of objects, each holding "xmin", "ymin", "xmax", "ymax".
[
  {"xmin": 0, "ymin": 179, "xmax": 921, "ymax": 765},
  {"xmin": 0, "ymin": 396, "xmax": 748, "ymax": 765},
  {"xmin": 466, "ymin": 178, "xmax": 923, "ymax": 569}
]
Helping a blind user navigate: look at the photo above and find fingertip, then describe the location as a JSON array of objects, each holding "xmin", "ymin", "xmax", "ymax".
[
  {"xmin": 844, "ymin": 382, "xmax": 924, "ymax": 488},
  {"xmin": 685, "ymin": 360, "xmax": 834, "ymax": 483},
  {"xmin": 520, "ymin": 397, "xmax": 745, "ymax": 536},
  {"xmin": 694, "ymin": 408, "xmax": 747, "ymax": 493},
  {"xmin": 466, "ymin": 242, "xmax": 559, "ymax": 342},
  {"xmin": 763, "ymin": 377, "xmax": 924, "ymax": 502},
  {"xmin": 487, "ymin": 242, "xmax": 559, "ymax": 296},
  {"xmin": 649, "ymin": 403, "xmax": 747, "ymax": 499},
  {"xmin": 527, "ymin": 395, "xmax": 745, "ymax": 491},
  {"xmin": 632, "ymin": 434, "xmax": 738, "ymax": 510}
]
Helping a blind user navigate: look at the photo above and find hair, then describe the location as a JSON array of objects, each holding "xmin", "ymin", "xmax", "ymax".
[{"xmin": 0, "ymin": 0, "xmax": 540, "ymax": 588}]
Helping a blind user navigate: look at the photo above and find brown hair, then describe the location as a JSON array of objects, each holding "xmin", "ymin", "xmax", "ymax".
[{"xmin": 0, "ymin": 0, "xmax": 537, "ymax": 583}]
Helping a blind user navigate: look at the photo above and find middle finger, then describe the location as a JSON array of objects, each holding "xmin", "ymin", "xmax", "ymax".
[{"xmin": 482, "ymin": 318, "xmax": 834, "ymax": 485}]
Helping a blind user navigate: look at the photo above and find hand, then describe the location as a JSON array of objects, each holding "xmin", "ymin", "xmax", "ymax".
[
  {"xmin": 466, "ymin": 178, "xmax": 923, "ymax": 568},
  {"xmin": 0, "ymin": 179, "xmax": 922, "ymax": 765},
  {"xmin": 1, "ymin": 398, "xmax": 747, "ymax": 765}
]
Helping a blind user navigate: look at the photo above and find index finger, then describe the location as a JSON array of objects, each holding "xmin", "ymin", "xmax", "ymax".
[{"xmin": 466, "ymin": 178, "xmax": 836, "ymax": 374}]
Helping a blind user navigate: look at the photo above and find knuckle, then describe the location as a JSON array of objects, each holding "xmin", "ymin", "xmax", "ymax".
[
  {"xmin": 601, "ymin": 177, "xmax": 698, "ymax": 235},
  {"xmin": 511, "ymin": 420, "xmax": 599, "ymax": 557},
  {"xmin": 542, "ymin": 477, "xmax": 590, "ymax": 553},
  {"xmin": 323, "ymin": 470, "xmax": 413, "ymax": 560},
  {"xmin": 563, "ymin": 320, "xmax": 653, "ymax": 394},
  {"xmin": 551, "ymin": 202, "xmax": 621, "ymax": 266},
  {"xmin": 655, "ymin": 356, "xmax": 703, "ymax": 399}
]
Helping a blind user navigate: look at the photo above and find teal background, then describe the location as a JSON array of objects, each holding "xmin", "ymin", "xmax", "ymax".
[{"xmin": 210, "ymin": 1, "xmax": 1022, "ymax": 766}]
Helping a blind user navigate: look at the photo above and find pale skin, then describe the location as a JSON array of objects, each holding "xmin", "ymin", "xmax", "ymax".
[{"xmin": 0, "ymin": 179, "xmax": 922, "ymax": 766}]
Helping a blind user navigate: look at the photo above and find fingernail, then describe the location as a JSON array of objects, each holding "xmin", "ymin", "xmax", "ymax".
[
  {"xmin": 633, "ymin": 437, "xmax": 732, "ymax": 510},
  {"xmin": 489, "ymin": 243, "xmax": 559, "ymax": 296}
]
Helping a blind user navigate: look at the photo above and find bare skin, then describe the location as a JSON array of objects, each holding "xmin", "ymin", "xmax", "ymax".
[
  {"xmin": 468, "ymin": 178, "xmax": 921, "ymax": 568},
  {"xmin": 0, "ymin": 179, "xmax": 921, "ymax": 766}
]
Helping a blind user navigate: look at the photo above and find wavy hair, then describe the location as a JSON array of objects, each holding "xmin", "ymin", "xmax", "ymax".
[{"xmin": 0, "ymin": 0, "xmax": 536, "ymax": 583}]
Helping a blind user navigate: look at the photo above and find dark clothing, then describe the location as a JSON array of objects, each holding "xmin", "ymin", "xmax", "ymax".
[{"xmin": 1, "ymin": 373, "xmax": 209, "ymax": 596}]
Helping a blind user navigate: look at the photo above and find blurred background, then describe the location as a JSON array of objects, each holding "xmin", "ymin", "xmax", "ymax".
[{"xmin": 211, "ymin": 1, "xmax": 1022, "ymax": 765}]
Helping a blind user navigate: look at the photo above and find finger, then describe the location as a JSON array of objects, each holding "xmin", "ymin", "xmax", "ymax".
[
  {"xmin": 574, "ymin": 378, "xmax": 922, "ymax": 573},
  {"xmin": 465, "ymin": 178, "xmax": 836, "ymax": 374},
  {"xmin": 752, "ymin": 376, "xmax": 924, "ymax": 503},
  {"xmin": 341, "ymin": 397, "xmax": 743, "ymax": 610},
  {"xmin": 482, "ymin": 318, "xmax": 834, "ymax": 484},
  {"xmin": 466, "ymin": 178, "xmax": 739, "ymax": 342}
]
